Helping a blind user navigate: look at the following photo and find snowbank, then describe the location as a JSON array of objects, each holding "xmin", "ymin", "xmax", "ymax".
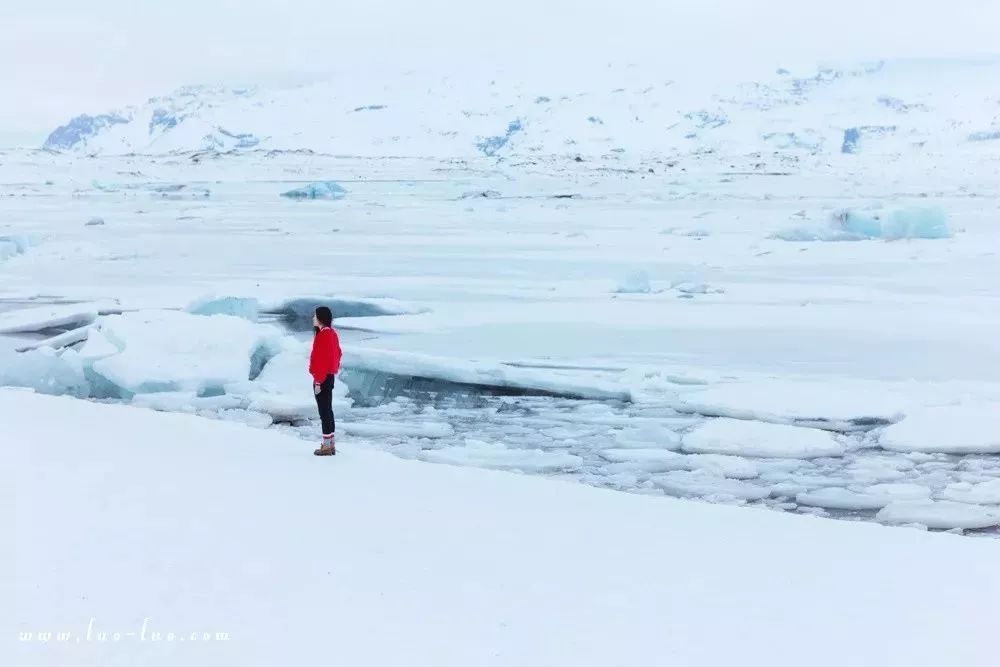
[
  {"xmin": 879, "ymin": 403, "xmax": 1000, "ymax": 454},
  {"xmin": 682, "ymin": 418, "xmax": 845, "ymax": 459},
  {"xmin": 10, "ymin": 391, "xmax": 1000, "ymax": 666}
]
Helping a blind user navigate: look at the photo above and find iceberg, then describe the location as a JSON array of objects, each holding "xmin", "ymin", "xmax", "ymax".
[
  {"xmin": 876, "ymin": 501, "xmax": 1000, "ymax": 530},
  {"xmin": 280, "ymin": 182, "xmax": 348, "ymax": 200}
]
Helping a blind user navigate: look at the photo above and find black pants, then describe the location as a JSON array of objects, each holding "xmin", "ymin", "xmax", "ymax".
[{"xmin": 315, "ymin": 375, "xmax": 336, "ymax": 437}]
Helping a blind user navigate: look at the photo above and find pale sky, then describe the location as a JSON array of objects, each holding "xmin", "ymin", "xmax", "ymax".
[{"xmin": 4, "ymin": 0, "xmax": 999, "ymax": 145}]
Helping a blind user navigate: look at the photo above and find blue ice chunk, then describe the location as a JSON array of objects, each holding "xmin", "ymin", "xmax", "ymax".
[
  {"xmin": 44, "ymin": 113, "xmax": 130, "ymax": 150},
  {"xmin": 187, "ymin": 296, "xmax": 260, "ymax": 321},
  {"xmin": 837, "ymin": 207, "xmax": 949, "ymax": 240},
  {"xmin": 774, "ymin": 207, "xmax": 950, "ymax": 242},
  {"xmin": 476, "ymin": 120, "xmax": 524, "ymax": 157},
  {"xmin": 280, "ymin": 182, "xmax": 348, "ymax": 200},
  {"xmin": 0, "ymin": 347, "xmax": 90, "ymax": 398},
  {"xmin": 0, "ymin": 235, "xmax": 33, "ymax": 261}
]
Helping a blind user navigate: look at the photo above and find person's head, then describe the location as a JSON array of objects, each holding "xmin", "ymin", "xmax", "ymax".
[{"xmin": 313, "ymin": 306, "xmax": 333, "ymax": 329}]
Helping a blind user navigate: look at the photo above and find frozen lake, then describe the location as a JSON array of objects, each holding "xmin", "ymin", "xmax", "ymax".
[{"xmin": 4, "ymin": 150, "xmax": 1000, "ymax": 533}]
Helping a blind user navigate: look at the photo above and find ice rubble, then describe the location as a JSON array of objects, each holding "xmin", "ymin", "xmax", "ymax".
[
  {"xmin": 876, "ymin": 501, "xmax": 1000, "ymax": 530},
  {"xmin": 879, "ymin": 403, "xmax": 1000, "ymax": 454},
  {"xmin": 774, "ymin": 206, "xmax": 950, "ymax": 242},
  {"xmin": 88, "ymin": 311, "xmax": 281, "ymax": 397},
  {"xmin": 280, "ymin": 182, "xmax": 348, "ymax": 200},
  {"xmin": 682, "ymin": 418, "xmax": 846, "ymax": 459}
]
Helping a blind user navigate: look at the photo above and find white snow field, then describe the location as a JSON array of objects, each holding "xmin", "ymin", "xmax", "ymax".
[{"xmin": 9, "ymin": 389, "xmax": 1000, "ymax": 667}]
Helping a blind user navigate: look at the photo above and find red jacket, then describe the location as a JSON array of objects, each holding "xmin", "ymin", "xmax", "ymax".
[{"xmin": 309, "ymin": 326, "xmax": 342, "ymax": 383}]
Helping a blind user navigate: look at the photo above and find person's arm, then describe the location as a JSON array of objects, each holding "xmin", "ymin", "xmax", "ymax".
[
  {"xmin": 330, "ymin": 328, "xmax": 343, "ymax": 373},
  {"xmin": 309, "ymin": 332, "xmax": 330, "ymax": 384}
]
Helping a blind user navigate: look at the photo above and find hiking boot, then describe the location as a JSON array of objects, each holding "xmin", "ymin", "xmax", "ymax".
[{"xmin": 313, "ymin": 437, "xmax": 336, "ymax": 456}]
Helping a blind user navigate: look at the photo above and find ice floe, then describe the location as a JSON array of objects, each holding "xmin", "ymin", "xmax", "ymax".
[
  {"xmin": 676, "ymin": 379, "xmax": 905, "ymax": 429},
  {"xmin": 879, "ymin": 403, "xmax": 1000, "ymax": 454},
  {"xmin": 876, "ymin": 501, "xmax": 1000, "ymax": 530},
  {"xmin": 938, "ymin": 479, "xmax": 1000, "ymax": 505},
  {"xmin": 796, "ymin": 483, "xmax": 930, "ymax": 511},
  {"xmin": 420, "ymin": 439, "xmax": 582, "ymax": 473},
  {"xmin": 654, "ymin": 470, "xmax": 769, "ymax": 501},
  {"xmin": 683, "ymin": 418, "xmax": 845, "ymax": 459}
]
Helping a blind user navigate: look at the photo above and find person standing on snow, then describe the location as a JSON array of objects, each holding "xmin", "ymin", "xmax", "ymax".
[{"xmin": 310, "ymin": 306, "xmax": 342, "ymax": 456}]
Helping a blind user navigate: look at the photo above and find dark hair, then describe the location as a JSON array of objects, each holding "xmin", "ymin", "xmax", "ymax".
[{"xmin": 315, "ymin": 306, "xmax": 333, "ymax": 328}]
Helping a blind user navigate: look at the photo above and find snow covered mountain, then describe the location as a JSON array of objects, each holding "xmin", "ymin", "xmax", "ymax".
[{"xmin": 42, "ymin": 58, "xmax": 1000, "ymax": 158}]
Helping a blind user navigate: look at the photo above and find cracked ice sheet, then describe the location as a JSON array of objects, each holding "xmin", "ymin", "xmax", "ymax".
[
  {"xmin": 347, "ymin": 346, "xmax": 630, "ymax": 401},
  {"xmin": 0, "ymin": 301, "xmax": 122, "ymax": 334}
]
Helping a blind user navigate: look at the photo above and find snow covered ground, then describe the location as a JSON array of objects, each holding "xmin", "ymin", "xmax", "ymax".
[{"xmin": 10, "ymin": 389, "xmax": 1000, "ymax": 666}]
